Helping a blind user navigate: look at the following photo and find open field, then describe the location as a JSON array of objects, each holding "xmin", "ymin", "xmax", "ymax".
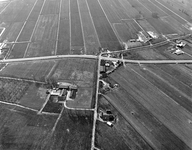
[
  {"xmin": 106, "ymin": 65, "xmax": 192, "ymax": 149},
  {"xmin": 137, "ymin": 0, "xmax": 167, "ymax": 17},
  {"xmin": 137, "ymin": 19, "xmax": 159, "ymax": 34},
  {"xmin": 114, "ymin": 19, "xmax": 142, "ymax": 42},
  {"xmin": 146, "ymin": 18, "xmax": 177, "ymax": 35},
  {"xmin": 44, "ymin": 109, "xmax": 93, "ymax": 150},
  {"xmin": 0, "ymin": 78, "xmax": 31, "ymax": 103},
  {"xmin": 41, "ymin": 0, "xmax": 60, "ymax": 15},
  {"xmin": 96, "ymin": 96, "xmax": 153, "ymax": 150},
  {"xmin": 150, "ymin": 0, "xmax": 190, "ymax": 24},
  {"xmin": 0, "ymin": 60, "xmax": 56, "ymax": 81},
  {"xmin": 25, "ymin": 15, "xmax": 58, "ymax": 57},
  {"xmin": 87, "ymin": 0, "xmax": 121, "ymax": 50},
  {"xmin": 99, "ymin": 0, "xmax": 121, "ymax": 24},
  {"xmin": 19, "ymin": 83, "xmax": 47, "ymax": 110},
  {"xmin": 0, "ymin": 0, "xmax": 191, "ymax": 58},
  {"xmin": 70, "ymin": 0, "xmax": 84, "ymax": 54},
  {"xmin": 127, "ymin": 0, "xmax": 152, "ymax": 18},
  {"xmin": 78, "ymin": 0, "xmax": 101, "ymax": 55},
  {"xmin": 0, "ymin": 102, "xmax": 93, "ymax": 149},
  {"xmin": 57, "ymin": 0, "xmax": 70, "ymax": 55},
  {"xmin": 161, "ymin": 0, "xmax": 192, "ymax": 19},
  {"xmin": 0, "ymin": 104, "xmax": 58, "ymax": 149},
  {"xmin": 161, "ymin": 16, "xmax": 189, "ymax": 34},
  {"xmin": 0, "ymin": 1, "xmax": 9, "ymax": 12}
]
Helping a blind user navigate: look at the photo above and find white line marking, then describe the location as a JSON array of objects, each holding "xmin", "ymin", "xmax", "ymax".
[
  {"xmin": 0, "ymin": 63, "xmax": 8, "ymax": 72},
  {"xmin": 77, "ymin": 0, "xmax": 86, "ymax": 54},
  {"xmin": 38, "ymin": 94, "xmax": 50, "ymax": 114},
  {"xmin": 133, "ymin": 19, "xmax": 145, "ymax": 32},
  {"xmin": 5, "ymin": 0, "xmax": 39, "ymax": 59},
  {"xmin": 41, "ymin": 111, "xmax": 59, "ymax": 116},
  {"xmin": 85, "ymin": 0, "xmax": 101, "ymax": 47},
  {"xmin": 0, "ymin": 0, "xmax": 12, "ymax": 15},
  {"xmin": 97, "ymin": 0, "xmax": 122, "ymax": 43},
  {"xmin": 24, "ymin": 0, "xmax": 48, "ymax": 58},
  {"xmin": 0, "ymin": 100, "xmax": 38, "ymax": 112},
  {"xmin": 51, "ymin": 106, "xmax": 64, "ymax": 133},
  {"xmin": 128, "ymin": 65, "xmax": 192, "ymax": 115},
  {"xmin": 0, "ymin": 76, "xmax": 45, "ymax": 84},
  {"xmin": 55, "ymin": 0, "xmax": 62, "ymax": 55},
  {"xmin": 0, "ymin": 27, "xmax": 5, "ymax": 37}
]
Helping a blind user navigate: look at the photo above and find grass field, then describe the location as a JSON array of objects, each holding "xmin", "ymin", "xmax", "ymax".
[
  {"xmin": 0, "ymin": 0, "xmax": 191, "ymax": 57},
  {"xmin": 0, "ymin": 104, "xmax": 58, "ymax": 149},
  {"xmin": 1, "ymin": 0, "xmax": 192, "ymax": 149},
  {"xmin": 19, "ymin": 83, "xmax": 47, "ymax": 110},
  {"xmin": 0, "ymin": 60, "xmax": 56, "ymax": 81},
  {"xmin": 0, "ymin": 78, "xmax": 31, "ymax": 103},
  {"xmin": 96, "ymin": 96, "xmax": 153, "ymax": 150},
  {"xmin": 106, "ymin": 65, "xmax": 192, "ymax": 149},
  {"xmin": 57, "ymin": 0, "xmax": 70, "ymax": 55},
  {"xmin": 44, "ymin": 109, "xmax": 93, "ymax": 150}
]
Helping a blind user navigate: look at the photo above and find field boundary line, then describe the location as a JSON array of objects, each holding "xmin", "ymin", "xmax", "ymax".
[
  {"xmin": 0, "ymin": 100, "xmax": 38, "ymax": 112},
  {"xmin": 69, "ymin": 0, "xmax": 72, "ymax": 54},
  {"xmin": 0, "ymin": 27, "xmax": 5, "ymax": 37},
  {"xmin": 153, "ymin": 0, "xmax": 189, "ymax": 24},
  {"xmin": 55, "ymin": 0, "xmax": 62, "ymax": 55},
  {"xmin": 127, "ymin": 65, "xmax": 192, "ymax": 114},
  {"xmin": 24, "ymin": 0, "xmax": 48, "ymax": 58},
  {"xmin": 137, "ymin": 0, "xmax": 152, "ymax": 13},
  {"xmin": 77, "ymin": 0, "xmax": 86, "ymax": 54},
  {"xmin": 0, "ymin": 0, "xmax": 13, "ymax": 15},
  {"xmin": 132, "ymin": 18, "xmax": 150, "ymax": 44},
  {"xmin": 100, "ymin": 93, "xmax": 158, "ymax": 149},
  {"xmin": 118, "ymin": 0, "xmax": 131, "ymax": 18},
  {"xmin": 0, "ymin": 76, "xmax": 45, "ymax": 84},
  {"xmin": 5, "ymin": 0, "xmax": 39, "ymax": 59},
  {"xmin": 133, "ymin": 19, "xmax": 146, "ymax": 33},
  {"xmin": 51, "ymin": 106, "xmax": 64, "ymax": 134},
  {"xmin": 139, "ymin": 64, "xmax": 192, "ymax": 104},
  {"xmin": 0, "ymin": 63, "xmax": 8, "ymax": 72},
  {"xmin": 97, "ymin": 0, "xmax": 122, "ymax": 44},
  {"xmin": 85, "ymin": 0, "xmax": 101, "ymax": 47},
  {"xmin": 38, "ymin": 94, "xmax": 50, "ymax": 114},
  {"xmin": 45, "ymin": 61, "xmax": 58, "ymax": 82},
  {"xmin": 127, "ymin": 65, "xmax": 192, "ymax": 148}
]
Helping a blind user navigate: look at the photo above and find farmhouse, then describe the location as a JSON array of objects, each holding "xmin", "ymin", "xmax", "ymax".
[{"xmin": 48, "ymin": 82, "xmax": 78, "ymax": 102}]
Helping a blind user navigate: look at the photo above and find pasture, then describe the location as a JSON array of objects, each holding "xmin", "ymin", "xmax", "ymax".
[{"xmin": 0, "ymin": 0, "xmax": 191, "ymax": 58}]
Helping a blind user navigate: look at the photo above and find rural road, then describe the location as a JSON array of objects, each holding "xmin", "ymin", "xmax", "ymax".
[{"xmin": 1, "ymin": 54, "xmax": 192, "ymax": 64}]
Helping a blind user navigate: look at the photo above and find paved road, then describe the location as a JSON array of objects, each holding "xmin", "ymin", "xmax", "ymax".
[
  {"xmin": 0, "ymin": 55, "xmax": 97, "ymax": 63},
  {"xmin": 1, "ymin": 54, "xmax": 192, "ymax": 64}
]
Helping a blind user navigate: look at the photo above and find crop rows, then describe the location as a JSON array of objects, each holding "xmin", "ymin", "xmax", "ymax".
[{"xmin": 0, "ymin": 78, "xmax": 31, "ymax": 103}]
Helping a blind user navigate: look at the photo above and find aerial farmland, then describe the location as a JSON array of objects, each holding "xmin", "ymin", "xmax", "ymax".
[{"xmin": 0, "ymin": 0, "xmax": 192, "ymax": 149}]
